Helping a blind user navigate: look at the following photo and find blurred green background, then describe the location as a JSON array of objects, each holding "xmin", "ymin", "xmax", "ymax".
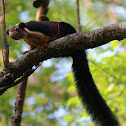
[{"xmin": 0, "ymin": 0, "xmax": 126, "ymax": 125}]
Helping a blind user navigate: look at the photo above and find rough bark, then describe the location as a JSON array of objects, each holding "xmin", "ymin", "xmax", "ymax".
[{"xmin": 0, "ymin": 22, "xmax": 126, "ymax": 94}]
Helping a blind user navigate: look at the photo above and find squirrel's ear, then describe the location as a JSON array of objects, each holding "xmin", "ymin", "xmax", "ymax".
[
  {"xmin": 19, "ymin": 23, "xmax": 26, "ymax": 28},
  {"xmin": 7, "ymin": 30, "xmax": 9, "ymax": 35}
]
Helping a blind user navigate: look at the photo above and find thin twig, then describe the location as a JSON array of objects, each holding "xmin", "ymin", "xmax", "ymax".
[
  {"xmin": 0, "ymin": 0, "xmax": 9, "ymax": 68},
  {"xmin": 0, "ymin": 37, "xmax": 4, "ymax": 63},
  {"xmin": 53, "ymin": 0, "xmax": 77, "ymax": 26},
  {"xmin": 89, "ymin": 59, "xmax": 124, "ymax": 85},
  {"xmin": 76, "ymin": 0, "xmax": 81, "ymax": 32}
]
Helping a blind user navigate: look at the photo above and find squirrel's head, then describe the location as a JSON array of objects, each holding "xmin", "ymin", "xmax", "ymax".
[{"xmin": 7, "ymin": 23, "xmax": 27, "ymax": 40}]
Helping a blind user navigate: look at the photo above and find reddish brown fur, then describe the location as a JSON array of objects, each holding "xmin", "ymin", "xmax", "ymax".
[
  {"xmin": 7, "ymin": 23, "xmax": 50, "ymax": 53},
  {"xmin": 8, "ymin": 24, "xmax": 27, "ymax": 40}
]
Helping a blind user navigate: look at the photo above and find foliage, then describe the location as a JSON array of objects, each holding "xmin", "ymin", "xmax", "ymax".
[{"xmin": 0, "ymin": 0, "xmax": 126, "ymax": 125}]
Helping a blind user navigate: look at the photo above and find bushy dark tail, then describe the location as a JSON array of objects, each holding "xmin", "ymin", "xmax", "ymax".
[
  {"xmin": 72, "ymin": 50, "xmax": 120, "ymax": 126},
  {"xmin": 59, "ymin": 22, "xmax": 120, "ymax": 126}
]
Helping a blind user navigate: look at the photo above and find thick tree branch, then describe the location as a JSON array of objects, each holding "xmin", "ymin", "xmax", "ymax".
[{"xmin": 0, "ymin": 22, "xmax": 126, "ymax": 93}]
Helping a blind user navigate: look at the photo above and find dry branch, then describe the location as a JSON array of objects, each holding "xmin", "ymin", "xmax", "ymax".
[
  {"xmin": 0, "ymin": 22, "xmax": 126, "ymax": 94},
  {"xmin": 100, "ymin": 0, "xmax": 125, "ymax": 6},
  {"xmin": 0, "ymin": 0, "xmax": 9, "ymax": 68},
  {"xmin": 11, "ymin": 78, "xmax": 28, "ymax": 126}
]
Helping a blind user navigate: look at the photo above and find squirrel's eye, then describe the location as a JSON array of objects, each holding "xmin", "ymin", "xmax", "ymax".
[{"xmin": 16, "ymin": 28, "xmax": 19, "ymax": 32}]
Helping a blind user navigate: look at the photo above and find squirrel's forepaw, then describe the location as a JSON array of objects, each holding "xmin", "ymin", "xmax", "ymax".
[
  {"xmin": 23, "ymin": 51, "xmax": 29, "ymax": 54},
  {"xmin": 38, "ymin": 43, "xmax": 48, "ymax": 51}
]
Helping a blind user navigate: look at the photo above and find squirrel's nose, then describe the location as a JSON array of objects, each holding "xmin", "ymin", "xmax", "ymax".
[{"xmin": 7, "ymin": 30, "xmax": 9, "ymax": 35}]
